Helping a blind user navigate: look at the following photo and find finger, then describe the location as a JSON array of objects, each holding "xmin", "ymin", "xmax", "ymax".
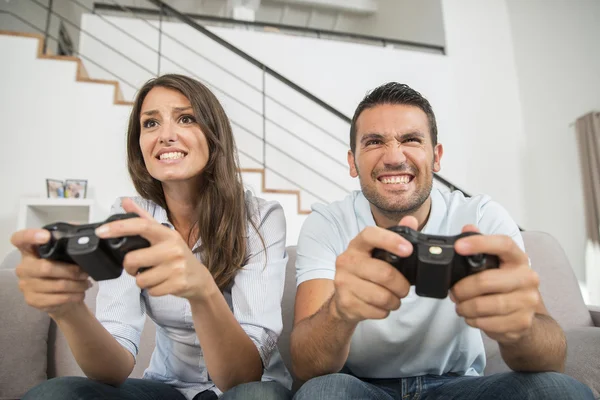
[
  {"xmin": 455, "ymin": 290, "xmax": 540, "ymax": 318},
  {"xmin": 398, "ymin": 216, "xmax": 418, "ymax": 230},
  {"xmin": 121, "ymin": 198, "xmax": 154, "ymax": 220},
  {"xmin": 464, "ymin": 310, "xmax": 534, "ymax": 337},
  {"xmin": 461, "ymin": 224, "xmax": 479, "ymax": 234},
  {"xmin": 135, "ymin": 264, "xmax": 174, "ymax": 290},
  {"xmin": 350, "ymin": 226, "xmax": 413, "ymax": 257},
  {"xmin": 334, "ymin": 291, "xmax": 393, "ymax": 321},
  {"xmin": 344, "ymin": 256, "xmax": 411, "ymax": 299},
  {"xmin": 341, "ymin": 272, "xmax": 402, "ymax": 311},
  {"xmin": 451, "ymin": 267, "xmax": 539, "ymax": 303},
  {"xmin": 10, "ymin": 229, "xmax": 51, "ymax": 255},
  {"xmin": 28, "ymin": 292, "xmax": 85, "ymax": 310},
  {"xmin": 95, "ymin": 216, "xmax": 170, "ymax": 244},
  {"xmin": 455, "ymin": 234, "xmax": 528, "ymax": 266},
  {"xmin": 122, "ymin": 241, "xmax": 184, "ymax": 274},
  {"xmin": 17, "ymin": 258, "xmax": 89, "ymax": 281},
  {"xmin": 25, "ymin": 277, "xmax": 92, "ymax": 294}
]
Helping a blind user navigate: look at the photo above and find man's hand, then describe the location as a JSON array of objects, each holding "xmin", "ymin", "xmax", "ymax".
[
  {"xmin": 331, "ymin": 216, "xmax": 417, "ymax": 324},
  {"xmin": 450, "ymin": 225, "xmax": 542, "ymax": 345}
]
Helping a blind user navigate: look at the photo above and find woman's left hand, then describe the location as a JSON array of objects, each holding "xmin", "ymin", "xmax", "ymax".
[{"xmin": 95, "ymin": 198, "xmax": 215, "ymax": 301}]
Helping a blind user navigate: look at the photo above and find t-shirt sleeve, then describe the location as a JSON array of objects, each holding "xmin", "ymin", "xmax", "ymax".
[
  {"xmin": 477, "ymin": 200, "xmax": 525, "ymax": 251},
  {"xmin": 295, "ymin": 206, "xmax": 342, "ymax": 287}
]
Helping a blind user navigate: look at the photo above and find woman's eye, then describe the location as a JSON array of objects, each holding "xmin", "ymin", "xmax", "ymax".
[
  {"xmin": 142, "ymin": 119, "xmax": 157, "ymax": 129},
  {"xmin": 180, "ymin": 115, "xmax": 196, "ymax": 124}
]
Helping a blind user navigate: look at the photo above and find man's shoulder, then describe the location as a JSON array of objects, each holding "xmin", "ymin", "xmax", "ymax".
[
  {"xmin": 434, "ymin": 188, "xmax": 498, "ymax": 221},
  {"xmin": 309, "ymin": 191, "xmax": 361, "ymax": 225}
]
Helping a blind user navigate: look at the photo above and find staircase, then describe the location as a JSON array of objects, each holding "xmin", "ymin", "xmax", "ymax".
[{"xmin": 0, "ymin": 0, "xmax": 471, "ymax": 255}]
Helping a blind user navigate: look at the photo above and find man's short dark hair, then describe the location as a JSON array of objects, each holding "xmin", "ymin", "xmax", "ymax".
[{"xmin": 349, "ymin": 82, "xmax": 438, "ymax": 153}]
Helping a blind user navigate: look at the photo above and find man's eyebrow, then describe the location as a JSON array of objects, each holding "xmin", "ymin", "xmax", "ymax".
[
  {"xmin": 360, "ymin": 133, "xmax": 386, "ymax": 143},
  {"xmin": 397, "ymin": 131, "xmax": 426, "ymax": 139}
]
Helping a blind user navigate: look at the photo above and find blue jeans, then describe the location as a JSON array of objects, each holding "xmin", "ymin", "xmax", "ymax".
[
  {"xmin": 23, "ymin": 376, "xmax": 290, "ymax": 400},
  {"xmin": 293, "ymin": 372, "xmax": 595, "ymax": 400},
  {"xmin": 221, "ymin": 381, "xmax": 292, "ymax": 399}
]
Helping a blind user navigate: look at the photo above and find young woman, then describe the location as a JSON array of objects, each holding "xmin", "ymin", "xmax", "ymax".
[{"xmin": 12, "ymin": 74, "xmax": 292, "ymax": 400}]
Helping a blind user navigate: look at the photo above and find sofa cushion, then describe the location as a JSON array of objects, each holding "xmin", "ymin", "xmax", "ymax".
[{"xmin": 0, "ymin": 269, "xmax": 50, "ymax": 400}]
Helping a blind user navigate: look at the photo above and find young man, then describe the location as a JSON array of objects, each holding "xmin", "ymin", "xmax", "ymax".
[{"xmin": 290, "ymin": 82, "xmax": 593, "ymax": 399}]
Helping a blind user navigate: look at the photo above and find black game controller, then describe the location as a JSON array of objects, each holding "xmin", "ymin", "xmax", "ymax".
[
  {"xmin": 372, "ymin": 226, "xmax": 499, "ymax": 299},
  {"xmin": 36, "ymin": 213, "xmax": 150, "ymax": 281}
]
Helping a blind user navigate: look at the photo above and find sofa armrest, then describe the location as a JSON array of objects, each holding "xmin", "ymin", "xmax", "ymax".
[
  {"xmin": 564, "ymin": 327, "xmax": 600, "ymax": 398},
  {"xmin": 589, "ymin": 305, "xmax": 600, "ymax": 327}
]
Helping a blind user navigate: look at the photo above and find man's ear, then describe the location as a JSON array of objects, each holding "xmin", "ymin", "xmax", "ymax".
[
  {"xmin": 348, "ymin": 150, "xmax": 358, "ymax": 178},
  {"xmin": 433, "ymin": 143, "xmax": 443, "ymax": 173}
]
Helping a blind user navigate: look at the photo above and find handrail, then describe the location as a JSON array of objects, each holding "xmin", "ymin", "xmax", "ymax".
[
  {"xmin": 93, "ymin": 2, "xmax": 446, "ymax": 54},
  {"xmin": 95, "ymin": 0, "xmax": 471, "ymax": 197},
  {"xmin": 145, "ymin": 0, "xmax": 351, "ymax": 124},
  {"xmin": 2, "ymin": 1, "xmax": 475, "ymax": 202}
]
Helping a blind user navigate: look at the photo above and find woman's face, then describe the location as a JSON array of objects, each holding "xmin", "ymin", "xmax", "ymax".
[{"xmin": 139, "ymin": 86, "xmax": 210, "ymax": 184}]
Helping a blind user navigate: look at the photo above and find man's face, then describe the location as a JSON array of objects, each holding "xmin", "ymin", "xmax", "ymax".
[{"xmin": 348, "ymin": 104, "xmax": 443, "ymax": 219}]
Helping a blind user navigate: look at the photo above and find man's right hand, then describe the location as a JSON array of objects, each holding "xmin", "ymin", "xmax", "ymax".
[
  {"xmin": 330, "ymin": 216, "xmax": 418, "ymax": 324},
  {"xmin": 11, "ymin": 229, "xmax": 92, "ymax": 319}
]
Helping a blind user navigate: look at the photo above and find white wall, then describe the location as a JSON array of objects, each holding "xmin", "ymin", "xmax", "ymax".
[
  {"xmin": 77, "ymin": 14, "xmax": 454, "ymax": 209},
  {"xmin": 505, "ymin": 0, "xmax": 600, "ymax": 288},
  {"xmin": 0, "ymin": 34, "xmax": 307, "ymax": 261}
]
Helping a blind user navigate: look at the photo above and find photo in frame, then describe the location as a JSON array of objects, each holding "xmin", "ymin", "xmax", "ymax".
[
  {"xmin": 64, "ymin": 179, "xmax": 88, "ymax": 199},
  {"xmin": 46, "ymin": 179, "xmax": 65, "ymax": 198}
]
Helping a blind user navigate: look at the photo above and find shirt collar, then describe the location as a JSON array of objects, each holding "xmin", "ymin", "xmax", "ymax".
[{"xmin": 150, "ymin": 202, "xmax": 203, "ymax": 253}]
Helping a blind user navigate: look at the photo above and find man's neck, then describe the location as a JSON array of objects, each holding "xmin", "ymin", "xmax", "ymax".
[{"xmin": 370, "ymin": 196, "xmax": 432, "ymax": 231}]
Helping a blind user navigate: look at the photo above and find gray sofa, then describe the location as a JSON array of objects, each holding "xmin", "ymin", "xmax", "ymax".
[{"xmin": 1, "ymin": 231, "xmax": 599, "ymax": 399}]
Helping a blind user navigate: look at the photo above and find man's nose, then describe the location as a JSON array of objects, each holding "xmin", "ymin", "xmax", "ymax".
[{"xmin": 382, "ymin": 143, "xmax": 407, "ymax": 166}]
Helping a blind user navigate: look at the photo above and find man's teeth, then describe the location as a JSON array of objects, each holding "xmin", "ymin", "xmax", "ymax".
[
  {"xmin": 159, "ymin": 152, "xmax": 185, "ymax": 160},
  {"xmin": 381, "ymin": 175, "xmax": 411, "ymax": 184}
]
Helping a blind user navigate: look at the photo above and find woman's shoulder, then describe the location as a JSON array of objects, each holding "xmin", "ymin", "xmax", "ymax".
[
  {"xmin": 244, "ymin": 191, "xmax": 285, "ymax": 227},
  {"xmin": 109, "ymin": 196, "xmax": 159, "ymax": 215}
]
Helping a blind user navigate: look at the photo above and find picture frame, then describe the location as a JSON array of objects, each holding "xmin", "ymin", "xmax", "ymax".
[
  {"xmin": 64, "ymin": 179, "xmax": 88, "ymax": 199},
  {"xmin": 46, "ymin": 179, "xmax": 65, "ymax": 198}
]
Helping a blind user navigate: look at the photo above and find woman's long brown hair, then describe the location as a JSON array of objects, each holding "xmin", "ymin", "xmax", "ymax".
[{"xmin": 126, "ymin": 74, "xmax": 258, "ymax": 290}]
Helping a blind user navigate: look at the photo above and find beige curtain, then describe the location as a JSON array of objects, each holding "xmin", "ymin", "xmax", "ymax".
[{"xmin": 575, "ymin": 111, "xmax": 600, "ymax": 304}]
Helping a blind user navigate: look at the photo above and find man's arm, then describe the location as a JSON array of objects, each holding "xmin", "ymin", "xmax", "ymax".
[
  {"xmin": 290, "ymin": 224, "xmax": 414, "ymax": 381},
  {"xmin": 499, "ymin": 307, "xmax": 566, "ymax": 372},
  {"xmin": 290, "ymin": 281, "xmax": 358, "ymax": 381},
  {"xmin": 452, "ymin": 231, "xmax": 566, "ymax": 373}
]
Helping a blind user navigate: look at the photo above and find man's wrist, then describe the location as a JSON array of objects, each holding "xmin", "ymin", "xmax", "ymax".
[{"xmin": 327, "ymin": 293, "xmax": 359, "ymax": 329}]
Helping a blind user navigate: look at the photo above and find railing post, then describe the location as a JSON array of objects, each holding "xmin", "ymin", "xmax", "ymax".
[
  {"xmin": 262, "ymin": 65, "xmax": 266, "ymax": 169},
  {"xmin": 43, "ymin": 0, "xmax": 54, "ymax": 54},
  {"xmin": 157, "ymin": 3, "xmax": 163, "ymax": 76}
]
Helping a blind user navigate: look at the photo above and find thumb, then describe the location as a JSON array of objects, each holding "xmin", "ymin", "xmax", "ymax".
[
  {"xmin": 398, "ymin": 216, "xmax": 418, "ymax": 231},
  {"xmin": 121, "ymin": 198, "xmax": 154, "ymax": 221}
]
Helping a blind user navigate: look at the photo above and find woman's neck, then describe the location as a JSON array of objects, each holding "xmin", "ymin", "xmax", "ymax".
[{"xmin": 162, "ymin": 180, "xmax": 200, "ymax": 246}]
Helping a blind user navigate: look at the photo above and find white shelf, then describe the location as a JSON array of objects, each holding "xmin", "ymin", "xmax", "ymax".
[
  {"xmin": 21, "ymin": 198, "xmax": 95, "ymax": 207},
  {"xmin": 18, "ymin": 198, "xmax": 95, "ymax": 230}
]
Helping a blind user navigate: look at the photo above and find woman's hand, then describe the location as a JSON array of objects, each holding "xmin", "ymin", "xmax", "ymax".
[
  {"xmin": 95, "ymin": 198, "xmax": 216, "ymax": 301},
  {"xmin": 11, "ymin": 229, "xmax": 91, "ymax": 319}
]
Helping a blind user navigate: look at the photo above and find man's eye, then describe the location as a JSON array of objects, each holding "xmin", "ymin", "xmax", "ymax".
[
  {"xmin": 142, "ymin": 120, "xmax": 157, "ymax": 129},
  {"xmin": 366, "ymin": 140, "xmax": 382, "ymax": 146}
]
